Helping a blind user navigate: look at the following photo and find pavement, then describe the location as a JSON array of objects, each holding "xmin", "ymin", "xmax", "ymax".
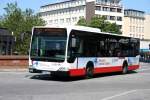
[
  {"xmin": 0, "ymin": 68, "xmax": 27, "ymax": 72},
  {"xmin": 0, "ymin": 62, "xmax": 149, "ymax": 100},
  {"xmin": 0, "ymin": 62, "xmax": 150, "ymax": 72},
  {"xmin": 0, "ymin": 62, "xmax": 148, "ymax": 72}
]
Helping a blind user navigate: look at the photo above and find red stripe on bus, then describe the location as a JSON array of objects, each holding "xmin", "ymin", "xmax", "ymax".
[
  {"xmin": 69, "ymin": 69, "xmax": 86, "ymax": 77},
  {"xmin": 94, "ymin": 66, "xmax": 122, "ymax": 74},
  {"xmin": 128, "ymin": 65, "xmax": 139, "ymax": 71},
  {"xmin": 69, "ymin": 65, "xmax": 139, "ymax": 77}
]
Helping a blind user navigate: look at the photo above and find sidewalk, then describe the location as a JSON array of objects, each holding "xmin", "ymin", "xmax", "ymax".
[
  {"xmin": 0, "ymin": 66, "xmax": 28, "ymax": 72},
  {"xmin": 0, "ymin": 63, "xmax": 148, "ymax": 72},
  {"xmin": 0, "ymin": 68, "xmax": 27, "ymax": 72}
]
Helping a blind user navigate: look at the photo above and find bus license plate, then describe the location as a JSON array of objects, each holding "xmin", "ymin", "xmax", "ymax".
[{"xmin": 42, "ymin": 71, "xmax": 51, "ymax": 75}]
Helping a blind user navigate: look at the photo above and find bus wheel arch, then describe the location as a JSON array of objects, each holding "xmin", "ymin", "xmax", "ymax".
[
  {"xmin": 122, "ymin": 60, "xmax": 128, "ymax": 74},
  {"xmin": 85, "ymin": 61, "xmax": 94, "ymax": 78}
]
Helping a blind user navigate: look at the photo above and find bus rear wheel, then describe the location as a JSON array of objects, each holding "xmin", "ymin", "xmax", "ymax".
[{"xmin": 85, "ymin": 66, "xmax": 94, "ymax": 78}]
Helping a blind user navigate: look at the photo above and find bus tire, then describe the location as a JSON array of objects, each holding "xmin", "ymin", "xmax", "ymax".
[
  {"xmin": 85, "ymin": 62, "xmax": 94, "ymax": 78},
  {"xmin": 122, "ymin": 62, "xmax": 128, "ymax": 74}
]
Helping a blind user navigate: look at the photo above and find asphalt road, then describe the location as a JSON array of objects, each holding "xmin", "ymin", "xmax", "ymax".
[{"xmin": 0, "ymin": 63, "xmax": 150, "ymax": 100}]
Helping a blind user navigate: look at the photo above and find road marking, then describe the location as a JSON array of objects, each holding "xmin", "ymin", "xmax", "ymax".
[
  {"xmin": 101, "ymin": 90, "xmax": 137, "ymax": 100},
  {"xmin": 101, "ymin": 89, "xmax": 150, "ymax": 100}
]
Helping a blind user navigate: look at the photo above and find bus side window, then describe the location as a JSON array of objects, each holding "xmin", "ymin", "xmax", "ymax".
[
  {"xmin": 98, "ymin": 41, "xmax": 105, "ymax": 57},
  {"xmin": 77, "ymin": 39, "xmax": 84, "ymax": 56},
  {"xmin": 83, "ymin": 38, "xmax": 97, "ymax": 57}
]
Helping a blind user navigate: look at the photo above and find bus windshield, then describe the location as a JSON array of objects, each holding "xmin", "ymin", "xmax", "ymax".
[{"xmin": 30, "ymin": 28, "xmax": 67, "ymax": 62}]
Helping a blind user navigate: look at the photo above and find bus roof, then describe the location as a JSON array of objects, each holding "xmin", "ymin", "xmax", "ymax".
[
  {"xmin": 33, "ymin": 25, "xmax": 101, "ymax": 33},
  {"xmin": 33, "ymin": 25, "xmax": 139, "ymax": 39}
]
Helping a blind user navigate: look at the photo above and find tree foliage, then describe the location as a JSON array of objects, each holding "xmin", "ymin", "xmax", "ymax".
[
  {"xmin": 77, "ymin": 16, "xmax": 122, "ymax": 34},
  {"xmin": 0, "ymin": 2, "xmax": 45, "ymax": 55},
  {"xmin": 77, "ymin": 17, "xmax": 87, "ymax": 26}
]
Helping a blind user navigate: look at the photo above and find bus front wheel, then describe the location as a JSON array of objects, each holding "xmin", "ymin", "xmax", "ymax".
[{"xmin": 122, "ymin": 63, "xmax": 128, "ymax": 74}]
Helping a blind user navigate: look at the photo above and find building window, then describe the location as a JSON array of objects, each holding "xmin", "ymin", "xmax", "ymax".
[
  {"xmin": 110, "ymin": 8, "xmax": 116, "ymax": 12},
  {"xmin": 60, "ymin": 19, "xmax": 64, "ymax": 23},
  {"xmin": 136, "ymin": 27, "xmax": 138, "ymax": 33},
  {"xmin": 130, "ymin": 26, "xmax": 132, "ymax": 32},
  {"xmin": 49, "ymin": 20, "xmax": 53, "ymax": 24},
  {"xmin": 142, "ymin": 35, "xmax": 144, "ymax": 39},
  {"xmin": 133, "ymin": 26, "xmax": 135, "ymax": 32},
  {"xmin": 118, "ymin": 25, "xmax": 122, "ymax": 29},
  {"xmin": 54, "ymin": 19, "xmax": 58, "ymax": 24},
  {"xmin": 66, "ymin": 18, "xmax": 71, "ymax": 23},
  {"xmin": 142, "ymin": 20, "xmax": 144, "ymax": 25},
  {"xmin": 139, "ymin": 27, "xmax": 141, "ymax": 33},
  {"xmin": 133, "ymin": 18, "xmax": 135, "ymax": 24},
  {"xmin": 103, "ymin": 7, "xmax": 109, "ymax": 11},
  {"xmin": 96, "ymin": 6, "xmax": 101, "ymax": 11},
  {"xmin": 117, "ymin": 9, "xmax": 122, "ymax": 13},
  {"xmin": 130, "ymin": 18, "xmax": 132, "ymax": 23},
  {"xmin": 117, "ymin": 17, "xmax": 122, "ymax": 21},
  {"xmin": 142, "ymin": 27, "xmax": 144, "ymax": 33},
  {"xmin": 139, "ymin": 34, "xmax": 141, "ymax": 38},
  {"xmin": 135, "ymin": 18, "xmax": 138, "ymax": 24},
  {"xmin": 110, "ymin": 16, "xmax": 115, "ymax": 20},
  {"xmin": 72, "ymin": 17, "xmax": 77, "ymax": 22}
]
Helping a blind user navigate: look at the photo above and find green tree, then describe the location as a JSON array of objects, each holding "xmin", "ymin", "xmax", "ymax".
[
  {"xmin": 77, "ymin": 17, "xmax": 87, "ymax": 26},
  {"xmin": 77, "ymin": 16, "xmax": 122, "ymax": 34},
  {"xmin": 0, "ymin": 2, "xmax": 45, "ymax": 55},
  {"xmin": 103, "ymin": 23, "xmax": 122, "ymax": 34},
  {"xmin": 88, "ymin": 16, "xmax": 106, "ymax": 30}
]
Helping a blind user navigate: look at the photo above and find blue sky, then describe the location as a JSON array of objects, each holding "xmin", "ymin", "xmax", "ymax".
[
  {"xmin": 121, "ymin": 0, "xmax": 150, "ymax": 13},
  {"xmin": 0, "ymin": 0, "xmax": 150, "ymax": 16}
]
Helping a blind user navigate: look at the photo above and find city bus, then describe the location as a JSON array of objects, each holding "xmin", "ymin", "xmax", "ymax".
[{"xmin": 29, "ymin": 26, "xmax": 140, "ymax": 78}]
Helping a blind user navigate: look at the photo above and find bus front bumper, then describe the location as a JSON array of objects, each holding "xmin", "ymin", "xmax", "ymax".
[
  {"xmin": 29, "ymin": 68, "xmax": 69, "ymax": 77},
  {"xmin": 29, "ymin": 67, "xmax": 86, "ymax": 77},
  {"xmin": 29, "ymin": 68, "xmax": 42, "ymax": 73}
]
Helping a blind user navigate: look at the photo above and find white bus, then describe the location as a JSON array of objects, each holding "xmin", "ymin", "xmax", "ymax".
[{"xmin": 29, "ymin": 26, "xmax": 140, "ymax": 77}]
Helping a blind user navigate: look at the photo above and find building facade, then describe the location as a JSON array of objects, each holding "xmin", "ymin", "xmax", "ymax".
[
  {"xmin": 144, "ymin": 14, "xmax": 150, "ymax": 40},
  {"xmin": 140, "ymin": 14, "xmax": 150, "ymax": 51},
  {"xmin": 0, "ymin": 28, "xmax": 15, "ymax": 55},
  {"xmin": 40, "ymin": 0, "xmax": 86, "ymax": 26},
  {"xmin": 123, "ymin": 9, "xmax": 145, "ymax": 39},
  {"xmin": 39, "ymin": 0, "xmax": 123, "ymax": 30},
  {"xmin": 94, "ymin": 0, "xmax": 123, "ymax": 29}
]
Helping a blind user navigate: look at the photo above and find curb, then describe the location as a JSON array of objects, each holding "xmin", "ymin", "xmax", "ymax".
[{"xmin": 0, "ymin": 69, "xmax": 28, "ymax": 72}]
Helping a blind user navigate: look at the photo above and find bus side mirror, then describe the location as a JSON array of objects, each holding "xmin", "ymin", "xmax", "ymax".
[{"xmin": 71, "ymin": 38, "xmax": 77, "ymax": 48}]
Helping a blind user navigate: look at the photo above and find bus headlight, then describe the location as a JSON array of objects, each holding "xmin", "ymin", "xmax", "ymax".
[{"xmin": 58, "ymin": 67, "xmax": 68, "ymax": 71}]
